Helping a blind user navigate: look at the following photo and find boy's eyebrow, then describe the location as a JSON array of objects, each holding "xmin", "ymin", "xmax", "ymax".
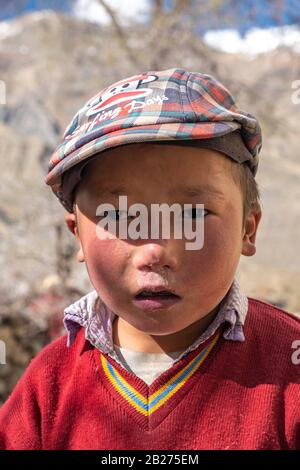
[
  {"xmin": 177, "ymin": 184, "xmax": 225, "ymax": 198},
  {"xmin": 95, "ymin": 184, "xmax": 225, "ymax": 198},
  {"xmin": 95, "ymin": 186, "xmax": 130, "ymax": 196}
]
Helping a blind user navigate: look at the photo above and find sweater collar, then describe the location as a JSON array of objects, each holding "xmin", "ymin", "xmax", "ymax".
[{"xmin": 63, "ymin": 277, "xmax": 248, "ymax": 360}]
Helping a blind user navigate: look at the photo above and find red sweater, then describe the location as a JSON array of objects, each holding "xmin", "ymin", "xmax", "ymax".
[{"xmin": 0, "ymin": 297, "xmax": 300, "ymax": 450}]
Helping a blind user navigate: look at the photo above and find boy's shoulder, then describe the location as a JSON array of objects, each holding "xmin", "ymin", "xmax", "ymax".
[
  {"xmin": 244, "ymin": 297, "xmax": 300, "ymax": 371},
  {"xmin": 40, "ymin": 324, "xmax": 85, "ymax": 353},
  {"xmin": 24, "ymin": 326, "xmax": 90, "ymax": 380},
  {"xmin": 247, "ymin": 296, "xmax": 300, "ymax": 333},
  {"xmin": 0, "ymin": 327, "xmax": 90, "ymax": 419}
]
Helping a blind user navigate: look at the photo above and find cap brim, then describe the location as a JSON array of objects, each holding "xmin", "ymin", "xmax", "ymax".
[{"xmin": 46, "ymin": 121, "xmax": 243, "ymax": 186}]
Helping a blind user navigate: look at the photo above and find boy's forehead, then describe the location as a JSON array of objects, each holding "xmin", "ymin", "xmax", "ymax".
[
  {"xmin": 84, "ymin": 142, "xmax": 231, "ymax": 175},
  {"xmin": 80, "ymin": 144, "xmax": 233, "ymax": 197}
]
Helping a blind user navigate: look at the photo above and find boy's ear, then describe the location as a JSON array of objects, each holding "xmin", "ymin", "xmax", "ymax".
[
  {"xmin": 64, "ymin": 211, "xmax": 85, "ymax": 263},
  {"xmin": 241, "ymin": 208, "xmax": 262, "ymax": 257}
]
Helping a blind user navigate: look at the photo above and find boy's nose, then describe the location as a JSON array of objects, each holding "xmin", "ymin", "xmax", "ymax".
[{"xmin": 132, "ymin": 242, "xmax": 178, "ymax": 271}]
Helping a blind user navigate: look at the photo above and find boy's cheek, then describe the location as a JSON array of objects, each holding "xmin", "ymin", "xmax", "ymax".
[
  {"xmin": 83, "ymin": 236, "xmax": 128, "ymax": 283},
  {"xmin": 186, "ymin": 230, "xmax": 241, "ymax": 277}
]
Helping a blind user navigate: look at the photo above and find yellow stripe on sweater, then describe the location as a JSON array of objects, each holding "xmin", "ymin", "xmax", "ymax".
[
  {"xmin": 101, "ymin": 331, "xmax": 221, "ymax": 417},
  {"xmin": 149, "ymin": 332, "xmax": 220, "ymax": 413}
]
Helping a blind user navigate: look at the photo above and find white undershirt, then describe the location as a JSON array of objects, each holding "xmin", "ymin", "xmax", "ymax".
[{"xmin": 114, "ymin": 344, "xmax": 184, "ymax": 385}]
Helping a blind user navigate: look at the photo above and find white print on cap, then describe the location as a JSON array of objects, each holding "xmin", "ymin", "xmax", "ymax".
[
  {"xmin": 63, "ymin": 73, "xmax": 170, "ymax": 143},
  {"xmin": 63, "ymin": 92, "xmax": 169, "ymax": 149},
  {"xmin": 85, "ymin": 74, "xmax": 158, "ymax": 115}
]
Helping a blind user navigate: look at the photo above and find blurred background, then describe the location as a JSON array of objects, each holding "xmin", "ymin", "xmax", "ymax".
[{"xmin": 0, "ymin": 0, "xmax": 300, "ymax": 403}]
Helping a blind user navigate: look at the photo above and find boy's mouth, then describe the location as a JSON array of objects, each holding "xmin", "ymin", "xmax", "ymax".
[
  {"xmin": 134, "ymin": 287, "xmax": 181, "ymax": 299},
  {"xmin": 133, "ymin": 287, "xmax": 181, "ymax": 310}
]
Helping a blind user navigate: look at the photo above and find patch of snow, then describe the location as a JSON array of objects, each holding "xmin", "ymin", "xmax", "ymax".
[
  {"xmin": 204, "ymin": 25, "xmax": 300, "ymax": 55},
  {"xmin": 0, "ymin": 20, "xmax": 22, "ymax": 40},
  {"xmin": 73, "ymin": 0, "xmax": 150, "ymax": 26}
]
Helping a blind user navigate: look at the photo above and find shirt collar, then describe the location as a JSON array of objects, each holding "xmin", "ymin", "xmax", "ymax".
[{"xmin": 63, "ymin": 277, "xmax": 248, "ymax": 360}]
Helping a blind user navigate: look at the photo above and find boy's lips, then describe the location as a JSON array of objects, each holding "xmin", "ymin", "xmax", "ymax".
[
  {"xmin": 135, "ymin": 285, "xmax": 180, "ymax": 297},
  {"xmin": 133, "ymin": 286, "xmax": 181, "ymax": 310}
]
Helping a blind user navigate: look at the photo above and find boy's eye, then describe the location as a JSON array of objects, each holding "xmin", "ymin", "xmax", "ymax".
[
  {"xmin": 181, "ymin": 208, "xmax": 208, "ymax": 219},
  {"xmin": 99, "ymin": 210, "xmax": 134, "ymax": 221}
]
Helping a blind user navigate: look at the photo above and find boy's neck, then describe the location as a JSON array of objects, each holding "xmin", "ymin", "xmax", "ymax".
[{"xmin": 112, "ymin": 306, "xmax": 220, "ymax": 354}]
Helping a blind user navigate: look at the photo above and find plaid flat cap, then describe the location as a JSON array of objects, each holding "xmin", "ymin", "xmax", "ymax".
[{"xmin": 45, "ymin": 67, "xmax": 262, "ymax": 212}]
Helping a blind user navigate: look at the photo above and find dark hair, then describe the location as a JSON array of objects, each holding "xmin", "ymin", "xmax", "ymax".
[{"xmin": 229, "ymin": 160, "xmax": 261, "ymax": 229}]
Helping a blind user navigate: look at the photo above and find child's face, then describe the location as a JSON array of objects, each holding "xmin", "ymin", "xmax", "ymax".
[{"xmin": 66, "ymin": 143, "xmax": 261, "ymax": 349}]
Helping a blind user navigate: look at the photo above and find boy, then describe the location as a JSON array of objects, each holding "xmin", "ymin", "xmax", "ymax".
[{"xmin": 0, "ymin": 68, "xmax": 299, "ymax": 450}]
